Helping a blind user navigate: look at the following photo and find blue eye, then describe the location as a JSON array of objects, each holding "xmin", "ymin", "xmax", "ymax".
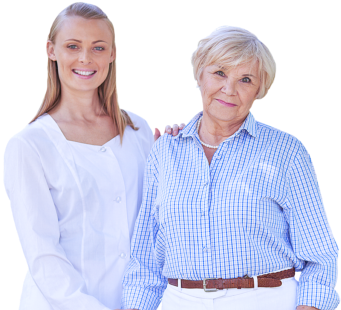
[
  {"xmin": 67, "ymin": 44, "xmax": 78, "ymax": 49},
  {"xmin": 241, "ymin": 77, "xmax": 251, "ymax": 83},
  {"xmin": 216, "ymin": 71, "xmax": 225, "ymax": 77},
  {"xmin": 94, "ymin": 47, "xmax": 104, "ymax": 51}
]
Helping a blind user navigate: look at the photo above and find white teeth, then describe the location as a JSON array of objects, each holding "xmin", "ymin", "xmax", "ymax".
[{"xmin": 74, "ymin": 70, "xmax": 95, "ymax": 76}]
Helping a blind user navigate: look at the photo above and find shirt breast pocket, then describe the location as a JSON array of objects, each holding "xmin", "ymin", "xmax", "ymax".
[{"xmin": 221, "ymin": 179, "xmax": 287, "ymax": 235}]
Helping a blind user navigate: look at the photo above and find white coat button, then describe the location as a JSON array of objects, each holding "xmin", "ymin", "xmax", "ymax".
[
  {"xmin": 100, "ymin": 147, "xmax": 106, "ymax": 152},
  {"xmin": 115, "ymin": 196, "xmax": 121, "ymax": 203},
  {"xmin": 120, "ymin": 252, "xmax": 126, "ymax": 259}
]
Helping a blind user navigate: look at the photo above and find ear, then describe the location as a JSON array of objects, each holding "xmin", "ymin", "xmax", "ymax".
[
  {"xmin": 195, "ymin": 80, "xmax": 201, "ymax": 91},
  {"xmin": 109, "ymin": 46, "xmax": 116, "ymax": 63},
  {"xmin": 255, "ymin": 86, "xmax": 260, "ymax": 99},
  {"xmin": 47, "ymin": 41, "xmax": 57, "ymax": 61},
  {"xmin": 197, "ymin": 68, "xmax": 205, "ymax": 87}
]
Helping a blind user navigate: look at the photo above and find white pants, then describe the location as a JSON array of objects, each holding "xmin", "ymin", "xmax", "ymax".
[{"xmin": 161, "ymin": 277, "xmax": 297, "ymax": 310}]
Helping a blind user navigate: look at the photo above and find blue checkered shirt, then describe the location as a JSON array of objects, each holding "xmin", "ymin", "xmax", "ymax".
[{"xmin": 122, "ymin": 112, "xmax": 339, "ymax": 310}]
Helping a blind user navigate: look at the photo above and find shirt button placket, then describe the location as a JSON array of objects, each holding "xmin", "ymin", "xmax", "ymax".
[{"xmin": 201, "ymin": 175, "xmax": 212, "ymax": 274}]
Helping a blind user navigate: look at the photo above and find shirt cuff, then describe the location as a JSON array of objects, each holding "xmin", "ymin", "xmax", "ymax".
[
  {"xmin": 122, "ymin": 288, "xmax": 161, "ymax": 310},
  {"xmin": 297, "ymin": 281, "xmax": 340, "ymax": 310}
]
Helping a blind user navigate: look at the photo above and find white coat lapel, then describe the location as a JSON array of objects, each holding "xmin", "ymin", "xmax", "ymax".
[{"xmin": 36, "ymin": 114, "xmax": 84, "ymax": 196}]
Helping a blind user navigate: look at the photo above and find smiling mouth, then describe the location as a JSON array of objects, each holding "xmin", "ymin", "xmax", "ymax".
[
  {"xmin": 72, "ymin": 69, "xmax": 97, "ymax": 76},
  {"xmin": 216, "ymin": 99, "xmax": 237, "ymax": 106}
]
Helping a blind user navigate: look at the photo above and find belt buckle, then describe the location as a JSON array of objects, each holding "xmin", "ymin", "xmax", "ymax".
[{"xmin": 203, "ymin": 278, "xmax": 218, "ymax": 292}]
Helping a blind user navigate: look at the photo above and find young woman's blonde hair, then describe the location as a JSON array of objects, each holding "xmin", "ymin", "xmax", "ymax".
[
  {"xmin": 192, "ymin": 26, "xmax": 276, "ymax": 99},
  {"xmin": 31, "ymin": 2, "xmax": 137, "ymax": 140}
]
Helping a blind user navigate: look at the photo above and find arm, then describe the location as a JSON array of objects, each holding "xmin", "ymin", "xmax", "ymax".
[
  {"xmin": 284, "ymin": 143, "xmax": 339, "ymax": 310},
  {"xmin": 4, "ymin": 137, "xmax": 109, "ymax": 310},
  {"xmin": 122, "ymin": 141, "xmax": 167, "ymax": 310}
]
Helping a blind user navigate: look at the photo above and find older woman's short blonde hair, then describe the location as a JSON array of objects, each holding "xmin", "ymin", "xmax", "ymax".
[{"xmin": 192, "ymin": 26, "xmax": 276, "ymax": 99}]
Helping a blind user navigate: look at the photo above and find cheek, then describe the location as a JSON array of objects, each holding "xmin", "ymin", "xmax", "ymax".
[
  {"xmin": 98, "ymin": 63, "xmax": 110, "ymax": 79},
  {"xmin": 97, "ymin": 55, "xmax": 112, "ymax": 70},
  {"xmin": 200, "ymin": 81, "xmax": 219, "ymax": 100},
  {"xmin": 200, "ymin": 87, "xmax": 212, "ymax": 107},
  {"xmin": 241, "ymin": 94, "xmax": 255, "ymax": 109},
  {"xmin": 56, "ymin": 52, "xmax": 75, "ymax": 71}
]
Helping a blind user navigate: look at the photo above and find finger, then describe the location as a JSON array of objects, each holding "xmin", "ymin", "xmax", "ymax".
[
  {"xmin": 154, "ymin": 128, "xmax": 161, "ymax": 142},
  {"xmin": 179, "ymin": 123, "xmax": 186, "ymax": 130},
  {"xmin": 172, "ymin": 124, "xmax": 179, "ymax": 136},
  {"xmin": 164, "ymin": 125, "xmax": 172, "ymax": 134}
]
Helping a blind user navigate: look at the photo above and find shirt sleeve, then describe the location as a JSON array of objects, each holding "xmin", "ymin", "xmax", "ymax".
[
  {"xmin": 4, "ymin": 136, "xmax": 110, "ymax": 310},
  {"xmin": 284, "ymin": 142, "xmax": 339, "ymax": 310},
  {"xmin": 122, "ymin": 140, "xmax": 167, "ymax": 310}
]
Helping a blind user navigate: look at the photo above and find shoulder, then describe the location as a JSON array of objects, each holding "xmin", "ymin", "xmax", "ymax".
[
  {"xmin": 256, "ymin": 121, "xmax": 304, "ymax": 151},
  {"xmin": 124, "ymin": 110, "xmax": 150, "ymax": 130},
  {"xmin": 124, "ymin": 110, "xmax": 154, "ymax": 155},
  {"xmin": 5, "ymin": 115, "xmax": 53, "ymax": 155},
  {"xmin": 255, "ymin": 121, "xmax": 312, "ymax": 170},
  {"xmin": 148, "ymin": 130, "xmax": 184, "ymax": 162},
  {"xmin": 4, "ymin": 120, "xmax": 46, "ymax": 179},
  {"xmin": 124, "ymin": 110, "xmax": 153, "ymax": 137}
]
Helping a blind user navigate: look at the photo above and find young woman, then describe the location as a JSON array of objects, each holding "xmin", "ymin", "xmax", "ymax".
[{"xmin": 4, "ymin": 3, "xmax": 182, "ymax": 310}]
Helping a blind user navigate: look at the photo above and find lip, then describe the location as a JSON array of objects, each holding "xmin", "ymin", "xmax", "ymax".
[
  {"xmin": 72, "ymin": 69, "xmax": 97, "ymax": 80},
  {"xmin": 216, "ymin": 99, "xmax": 237, "ymax": 107},
  {"xmin": 72, "ymin": 68, "xmax": 97, "ymax": 72}
]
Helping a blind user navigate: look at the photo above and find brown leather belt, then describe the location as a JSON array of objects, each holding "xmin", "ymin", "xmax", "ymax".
[{"xmin": 168, "ymin": 268, "xmax": 295, "ymax": 291}]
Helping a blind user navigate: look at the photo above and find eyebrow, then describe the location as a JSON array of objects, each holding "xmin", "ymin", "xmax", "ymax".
[
  {"xmin": 242, "ymin": 74, "xmax": 257, "ymax": 77},
  {"xmin": 65, "ymin": 39, "xmax": 108, "ymax": 44}
]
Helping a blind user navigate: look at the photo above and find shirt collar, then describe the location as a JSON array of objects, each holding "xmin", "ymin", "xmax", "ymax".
[{"xmin": 178, "ymin": 111, "xmax": 258, "ymax": 139}]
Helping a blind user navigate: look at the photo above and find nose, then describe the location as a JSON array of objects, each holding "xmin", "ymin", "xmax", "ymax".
[
  {"xmin": 79, "ymin": 49, "xmax": 92, "ymax": 65},
  {"xmin": 221, "ymin": 79, "xmax": 237, "ymax": 96}
]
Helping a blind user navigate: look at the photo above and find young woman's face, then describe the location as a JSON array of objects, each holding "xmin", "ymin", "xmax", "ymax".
[{"xmin": 47, "ymin": 16, "xmax": 114, "ymax": 94}]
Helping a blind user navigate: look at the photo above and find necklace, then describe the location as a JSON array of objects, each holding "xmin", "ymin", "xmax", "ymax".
[{"xmin": 196, "ymin": 116, "xmax": 219, "ymax": 149}]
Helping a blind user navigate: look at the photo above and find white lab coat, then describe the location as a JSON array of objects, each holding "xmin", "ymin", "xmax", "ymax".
[{"xmin": 4, "ymin": 112, "xmax": 153, "ymax": 310}]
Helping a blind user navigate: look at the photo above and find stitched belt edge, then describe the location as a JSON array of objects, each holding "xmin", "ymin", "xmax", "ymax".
[{"xmin": 168, "ymin": 267, "xmax": 295, "ymax": 289}]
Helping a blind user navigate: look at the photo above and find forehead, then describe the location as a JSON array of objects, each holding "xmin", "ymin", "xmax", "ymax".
[{"xmin": 56, "ymin": 16, "xmax": 112, "ymax": 43}]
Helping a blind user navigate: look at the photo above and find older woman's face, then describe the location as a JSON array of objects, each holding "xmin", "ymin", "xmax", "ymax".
[{"xmin": 199, "ymin": 63, "xmax": 260, "ymax": 124}]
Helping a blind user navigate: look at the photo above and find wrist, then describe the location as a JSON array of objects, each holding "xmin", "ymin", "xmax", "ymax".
[{"xmin": 297, "ymin": 306, "xmax": 319, "ymax": 310}]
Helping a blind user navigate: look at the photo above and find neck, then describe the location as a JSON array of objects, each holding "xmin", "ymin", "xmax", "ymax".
[
  {"xmin": 52, "ymin": 85, "xmax": 104, "ymax": 121},
  {"xmin": 199, "ymin": 113, "xmax": 247, "ymax": 145}
]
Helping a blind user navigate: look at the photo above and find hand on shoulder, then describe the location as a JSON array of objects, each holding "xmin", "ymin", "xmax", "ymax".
[{"xmin": 154, "ymin": 123, "xmax": 186, "ymax": 141}]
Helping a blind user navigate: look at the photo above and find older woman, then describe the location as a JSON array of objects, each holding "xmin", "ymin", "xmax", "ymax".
[
  {"xmin": 3, "ymin": 3, "xmax": 182, "ymax": 310},
  {"xmin": 121, "ymin": 27, "xmax": 339, "ymax": 310}
]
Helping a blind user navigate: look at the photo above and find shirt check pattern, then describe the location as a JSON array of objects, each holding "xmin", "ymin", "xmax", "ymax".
[{"xmin": 122, "ymin": 112, "xmax": 339, "ymax": 310}]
